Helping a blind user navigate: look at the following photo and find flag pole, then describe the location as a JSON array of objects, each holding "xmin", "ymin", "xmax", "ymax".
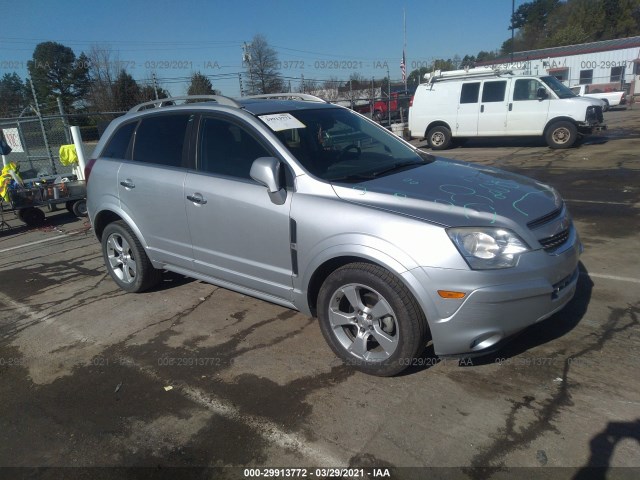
[{"xmin": 403, "ymin": 8, "xmax": 407, "ymax": 90}]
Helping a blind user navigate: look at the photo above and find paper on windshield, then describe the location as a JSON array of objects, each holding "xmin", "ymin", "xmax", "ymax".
[{"xmin": 258, "ymin": 113, "xmax": 306, "ymax": 132}]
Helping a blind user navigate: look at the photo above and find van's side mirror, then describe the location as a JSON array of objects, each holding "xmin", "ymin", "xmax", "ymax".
[
  {"xmin": 250, "ymin": 157, "xmax": 286, "ymax": 205},
  {"xmin": 537, "ymin": 87, "xmax": 548, "ymax": 100}
]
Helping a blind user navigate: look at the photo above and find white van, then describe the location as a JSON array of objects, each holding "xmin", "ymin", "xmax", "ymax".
[{"xmin": 408, "ymin": 68, "xmax": 606, "ymax": 149}]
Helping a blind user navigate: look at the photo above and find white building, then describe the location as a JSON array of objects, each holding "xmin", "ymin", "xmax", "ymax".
[{"xmin": 477, "ymin": 36, "xmax": 640, "ymax": 96}]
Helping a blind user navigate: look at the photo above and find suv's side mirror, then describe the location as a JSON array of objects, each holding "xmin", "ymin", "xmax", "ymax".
[
  {"xmin": 250, "ymin": 157, "xmax": 286, "ymax": 205},
  {"xmin": 537, "ymin": 87, "xmax": 548, "ymax": 100}
]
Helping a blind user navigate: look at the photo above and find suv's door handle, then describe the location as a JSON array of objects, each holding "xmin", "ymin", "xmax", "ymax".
[
  {"xmin": 187, "ymin": 193, "xmax": 207, "ymax": 205},
  {"xmin": 480, "ymin": 105, "xmax": 485, "ymax": 113},
  {"xmin": 120, "ymin": 180, "xmax": 135, "ymax": 189},
  {"xmin": 509, "ymin": 102, "xmax": 513, "ymax": 111}
]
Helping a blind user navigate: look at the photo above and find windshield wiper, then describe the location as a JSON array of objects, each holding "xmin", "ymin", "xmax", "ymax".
[
  {"xmin": 327, "ymin": 173, "xmax": 376, "ymax": 183},
  {"xmin": 370, "ymin": 160, "xmax": 426, "ymax": 178},
  {"xmin": 329, "ymin": 156, "xmax": 432, "ymax": 183}
]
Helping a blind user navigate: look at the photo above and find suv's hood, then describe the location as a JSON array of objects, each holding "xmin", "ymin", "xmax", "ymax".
[{"xmin": 331, "ymin": 158, "xmax": 562, "ymax": 228}]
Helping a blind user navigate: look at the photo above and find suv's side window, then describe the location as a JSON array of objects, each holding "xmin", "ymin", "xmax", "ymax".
[
  {"xmin": 481, "ymin": 81, "xmax": 507, "ymax": 103},
  {"xmin": 198, "ymin": 117, "xmax": 271, "ymax": 180},
  {"xmin": 132, "ymin": 114, "xmax": 192, "ymax": 167},
  {"xmin": 103, "ymin": 121, "xmax": 137, "ymax": 159},
  {"xmin": 513, "ymin": 79, "xmax": 543, "ymax": 101},
  {"xmin": 460, "ymin": 82, "xmax": 480, "ymax": 104}
]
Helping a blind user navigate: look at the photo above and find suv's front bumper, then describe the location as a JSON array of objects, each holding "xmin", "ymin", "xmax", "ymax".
[{"xmin": 404, "ymin": 231, "xmax": 582, "ymax": 357}]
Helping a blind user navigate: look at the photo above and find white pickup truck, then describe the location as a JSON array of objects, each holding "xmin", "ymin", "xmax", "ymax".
[{"xmin": 570, "ymin": 84, "xmax": 627, "ymax": 111}]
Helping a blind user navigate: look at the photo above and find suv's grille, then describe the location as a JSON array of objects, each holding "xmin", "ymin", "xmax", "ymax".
[
  {"xmin": 539, "ymin": 228, "xmax": 570, "ymax": 251},
  {"xmin": 527, "ymin": 207, "xmax": 562, "ymax": 229}
]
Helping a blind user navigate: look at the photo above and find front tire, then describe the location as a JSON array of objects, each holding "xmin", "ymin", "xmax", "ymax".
[
  {"xmin": 101, "ymin": 221, "xmax": 161, "ymax": 293},
  {"xmin": 426, "ymin": 126, "xmax": 452, "ymax": 150},
  {"xmin": 317, "ymin": 263, "xmax": 428, "ymax": 376},
  {"xmin": 545, "ymin": 121, "xmax": 577, "ymax": 149}
]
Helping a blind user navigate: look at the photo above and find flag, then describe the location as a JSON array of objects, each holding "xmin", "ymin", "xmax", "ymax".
[{"xmin": 401, "ymin": 50, "xmax": 406, "ymax": 85}]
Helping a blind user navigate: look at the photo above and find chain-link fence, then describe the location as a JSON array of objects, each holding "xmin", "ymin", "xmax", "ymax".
[{"xmin": 1, "ymin": 112, "xmax": 124, "ymax": 179}]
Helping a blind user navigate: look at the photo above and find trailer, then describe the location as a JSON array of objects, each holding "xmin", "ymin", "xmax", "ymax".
[{"xmin": 2, "ymin": 179, "xmax": 87, "ymax": 227}]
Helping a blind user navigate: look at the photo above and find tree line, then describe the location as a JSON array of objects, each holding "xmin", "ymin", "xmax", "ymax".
[
  {"xmin": 1, "ymin": 0, "xmax": 639, "ymax": 118},
  {"xmin": 0, "ymin": 42, "xmax": 222, "ymax": 118}
]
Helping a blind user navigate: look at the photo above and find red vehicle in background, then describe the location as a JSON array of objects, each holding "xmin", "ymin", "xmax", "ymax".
[
  {"xmin": 371, "ymin": 90, "xmax": 412, "ymax": 122},
  {"xmin": 353, "ymin": 89, "xmax": 413, "ymax": 124}
]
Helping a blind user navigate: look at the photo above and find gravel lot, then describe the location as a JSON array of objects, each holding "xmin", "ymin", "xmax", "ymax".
[{"xmin": 1, "ymin": 106, "xmax": 639, "ymax": 480}]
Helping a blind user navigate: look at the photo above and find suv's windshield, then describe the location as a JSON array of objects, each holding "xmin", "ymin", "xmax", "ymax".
[
  {"xmin": 540, "ymin": 76, "xmax": 576, "ymax": 99},
  {"xmin": 261, "ymin": 107, "xmax": 431, "ymax": 182}
]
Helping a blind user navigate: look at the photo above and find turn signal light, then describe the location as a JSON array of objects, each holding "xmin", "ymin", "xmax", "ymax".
[{"xmin": 437, "ymin": 290, "xmax": 466, "ymax": 299}]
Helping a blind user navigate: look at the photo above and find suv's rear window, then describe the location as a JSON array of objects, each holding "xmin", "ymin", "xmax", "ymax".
[
  {"xmin": 132, "ymin": 114, "xmax": 192, "ymax": 167},
  {"xmin": 103, "ymin": 121, "xmax": 136, "ymax": 159}
]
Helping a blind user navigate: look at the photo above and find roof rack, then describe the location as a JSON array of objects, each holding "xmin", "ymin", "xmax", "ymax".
[
  {"xmin": 243, "ymin": 93, "xmax": 327, "ymax": 103},
  {"xmin": 423, "ymin": 67, "xmax": 513, "ymax": 85},
  {"xmin": 128, "ymin": 95, "xmax": 242, "ymax": 113}
]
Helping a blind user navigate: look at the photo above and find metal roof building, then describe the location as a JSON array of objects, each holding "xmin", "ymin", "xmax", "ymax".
[{"xmin": 476, "ymin": 36, "xmax": 640, "ymax": 96}]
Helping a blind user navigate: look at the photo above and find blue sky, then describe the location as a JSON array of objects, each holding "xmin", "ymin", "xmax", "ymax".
[{"xmin": 1, "ymin": 0, "xmax": 524, "ymax": 96}]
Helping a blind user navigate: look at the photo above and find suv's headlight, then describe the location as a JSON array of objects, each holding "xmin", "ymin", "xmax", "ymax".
[{"xmin": 447, "ymin": 227, "xmax": 530, "ymax": 269}]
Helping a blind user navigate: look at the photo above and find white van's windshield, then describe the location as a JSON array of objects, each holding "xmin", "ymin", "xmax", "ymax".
[{"xmin": 541, "ymin": 76, "xmax": 576, "ymax": 99}]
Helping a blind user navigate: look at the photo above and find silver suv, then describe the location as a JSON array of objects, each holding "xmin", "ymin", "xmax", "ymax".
[{"xmin": 86, "ymin": 94, "xmax": 582, "ymax": 376}]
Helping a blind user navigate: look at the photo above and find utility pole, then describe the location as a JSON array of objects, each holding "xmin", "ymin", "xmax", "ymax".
[
  {"xmin": 371, "ymin": 77, "xmax": 375, "ymax": 117},
  {"xmin": 510, "ymin": 0, "xmax": 515, "ymax": 64},
  {"xmin": 242, "ymin": 42, "xmax": 252, "ymax": 94},
  {"xmin": 152, "ymin": 72, "xmax": 160, "ymax": 100},
  {"xmin": 386, "ymin": 65, "xmax": 391, "ymax": 126},
  {"xmin": 349, "ymin": 79, "xmax": 353, "ymax": 109}
]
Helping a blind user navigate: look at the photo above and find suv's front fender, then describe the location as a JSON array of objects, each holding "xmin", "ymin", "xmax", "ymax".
[{"xmin": 293, "ymin": 237, "xmax": 419, "ymax": 317}]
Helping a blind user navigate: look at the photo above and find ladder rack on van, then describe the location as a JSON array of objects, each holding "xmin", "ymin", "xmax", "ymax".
[{"xmin": 423, "ymin": 67, "xmax": 513, "ymax": 85}]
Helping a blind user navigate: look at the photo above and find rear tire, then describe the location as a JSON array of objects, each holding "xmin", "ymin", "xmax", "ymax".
[
  {"xmin": 426, "ymin": 126, "xmax": 452, "ymax": 150},
  {"xmin": 317, "ymin": 262, "xmax": 428, "ymax": 376},
  {"xmin": 101, "ymin": 221, "xmax": 162, "ymax": 293},
  {"xmin": 545, "ymin": 121, "xmax": 577, "ymax": 149}
]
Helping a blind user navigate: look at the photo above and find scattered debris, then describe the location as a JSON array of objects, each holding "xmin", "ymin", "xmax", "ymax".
[
  {"xmin": 164, "ymin": 385, "xmax": 173, "ymax": 392},
  {"xmin": 553, "ymin": 377, "xmax": 563, "ymax": 383},
  {"xmin": 114, "ymin": 382, "xmax": 122, "ymax": 393}
]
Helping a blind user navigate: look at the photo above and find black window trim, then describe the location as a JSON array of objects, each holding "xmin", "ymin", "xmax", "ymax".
[
  {"xmin": 481, "ymin": 80, "xmax": 507, "ymax": 103},
  {"xmin": 130, "ymin": 111, "xmax": 197, "ymax": 170},
  {"xmin": 194, "ymin": 112, "xmax": 293, "ymax": 188},
  {"xmin": 102, "ymin": 119, "xmax": 139, "ymax": 160},
  {"xmin": 460, "ymin": 82, "xmax": 481, "ymax": 104},
  {"xmin": 513, "ymin": 78, "xmax": 543, "ymax": 102}
]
